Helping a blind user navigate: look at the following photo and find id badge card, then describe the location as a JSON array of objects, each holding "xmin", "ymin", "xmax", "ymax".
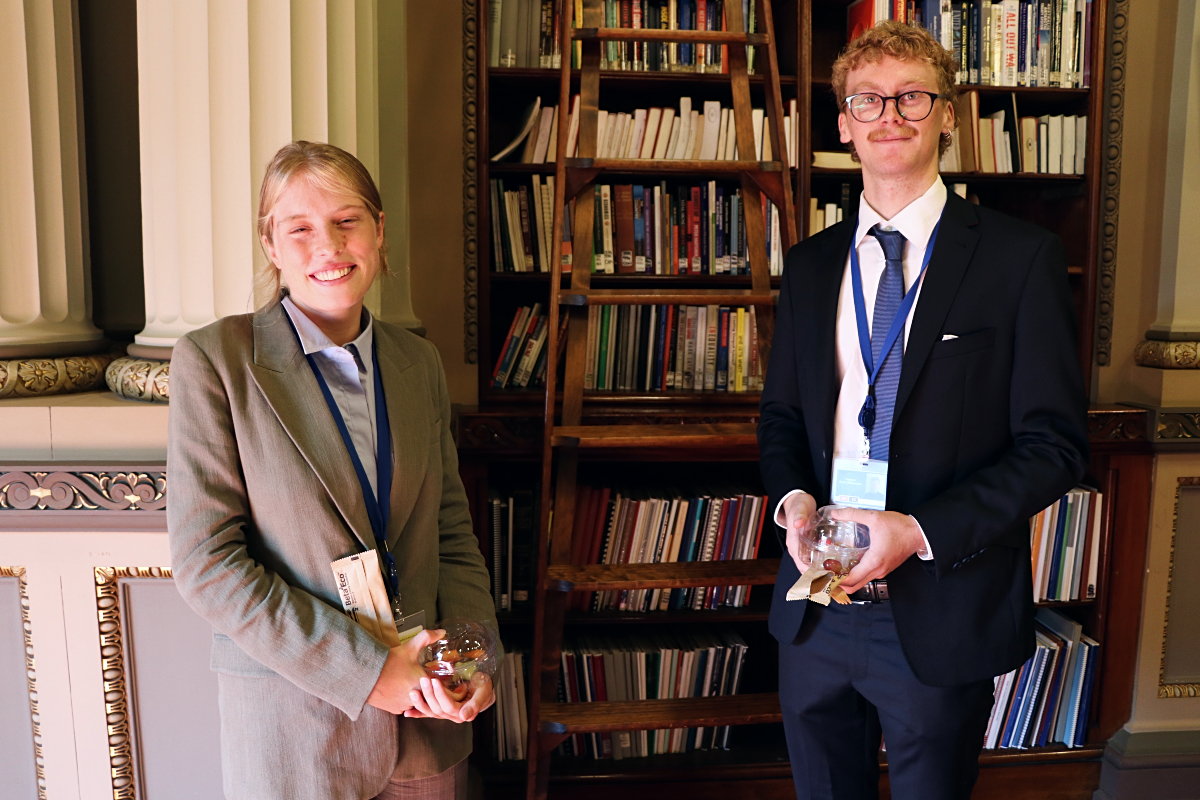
[
  {"xmin": 395, "ymin": 609, "xmax": 426, "ymax": 644},
  {"xmin": 831, "ymin": 457, "xmax": 889, "ymax": 511}
]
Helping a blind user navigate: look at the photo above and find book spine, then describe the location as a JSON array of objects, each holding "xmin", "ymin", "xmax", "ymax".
[{"xmin": 716, "ymin": 306, "xmax": 730, "ymax": 390}]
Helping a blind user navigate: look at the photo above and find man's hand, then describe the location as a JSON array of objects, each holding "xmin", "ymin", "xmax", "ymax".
[
  {"xmin": 783, "ymin": 492, "xmax": 818, "ymax": 573},
  {"xmin": 366, "ymin": 628, "xmax": 445, "ymax": 714},
  {"xmin": 831, "ymin": 508, "xmax": 925, "ymax": 594},
  {"xmin": 404, "ymin": 670, "xmax": 496, "ymax": 723}
]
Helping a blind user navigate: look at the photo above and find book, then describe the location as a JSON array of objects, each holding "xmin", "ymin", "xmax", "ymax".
[{"xmin": 812, "ymin": 150, "xmax": 860, "ymax": 169}]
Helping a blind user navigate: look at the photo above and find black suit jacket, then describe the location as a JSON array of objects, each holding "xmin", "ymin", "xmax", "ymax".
[{"xmin": 759, "ymin": 191, "xmax": 1089, "ymax": 687}]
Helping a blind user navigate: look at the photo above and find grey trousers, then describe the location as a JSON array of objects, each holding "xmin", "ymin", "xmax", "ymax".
[{"xmin": 372, "ymin": 759, "xmax": 468, "ymax": 800}]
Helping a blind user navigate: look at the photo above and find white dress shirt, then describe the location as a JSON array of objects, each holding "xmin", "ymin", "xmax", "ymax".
[
  {"xmin": 774, "ymin": 178, "xmax": 949, "ymax": 560},
  {"xmin": 283, "ymin": 296, "xmax": 381, "ymax": 499}
]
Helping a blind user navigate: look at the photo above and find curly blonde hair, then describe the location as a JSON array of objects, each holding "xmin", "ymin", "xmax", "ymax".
[
  {"xmin": 832, "ymin": 21, "xmax": 959, "ymax": 159},
  {"xmin": 255, "ymin": 141, "xmax": 388, "ymax": 304}
]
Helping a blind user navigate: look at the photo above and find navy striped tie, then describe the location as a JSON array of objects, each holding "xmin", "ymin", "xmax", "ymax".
[{"xmin": 867, "ymin": 226, "xmax": 907, "ymax": 461}]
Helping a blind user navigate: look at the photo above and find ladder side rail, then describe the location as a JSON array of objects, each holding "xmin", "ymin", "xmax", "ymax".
[
  {"xmin": 755, "ymin": 0, "xmax": 797, "ymax": 252},
  {"xmin": 797, "ymin": 0, "xmax": 813, "ymax": 239}
]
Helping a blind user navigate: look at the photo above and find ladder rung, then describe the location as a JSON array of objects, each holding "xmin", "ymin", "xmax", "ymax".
[
  {"xmin": 566, "ymin": 157, "xmax": 783, "ymax": 175},
  {"xmin": 551, "ymin": 422, "xmax": 758, "ymax": 448},
  {"xmin": 572, "ymin": 28, "xmax": 770, "ymax": 46},
  {"xmin": 559, "ymin": 289, "xmax": 776, "ymax": 306},
  {"xmin": 540, "ymin": 693, "xmax": 782, "ymax": 735},
  {"xmin": 546, "ymin": 559, "xmax": 781, "ymax": 592}
]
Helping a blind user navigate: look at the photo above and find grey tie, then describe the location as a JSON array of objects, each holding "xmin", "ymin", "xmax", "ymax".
[{"xmin": 867, "ymin": 226, "xmax": 907, "ymax": 461}]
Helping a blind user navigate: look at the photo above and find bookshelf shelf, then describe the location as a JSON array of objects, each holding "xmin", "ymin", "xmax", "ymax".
[
  {"xmin": 489, "ymin": 66, "xmax": 800, "ymax": 88},
  {"xmin": 810, "ymin": 167, "xmax": 1087, "ymax": 182},
  {"xmin": 480, "ymin": 388, "xmax": 764, "ymax": 406},
  {"xmin": 489, "ymin": 273, "xmax": 783, "ymax": 286},
  {"xmin": 546, "ymin": 558, "xmax": 779, "ymax": 592},
  {"xmin": 496, "ymin": 605, "xmax": 772, "ymax": 626},
  {"xmin": 540, "ymin": 693, "xmax": 783, "ymax": 735},
  {"xmin": 809, "ymin": 76, "xmax": 1092, "ymax": 99}
]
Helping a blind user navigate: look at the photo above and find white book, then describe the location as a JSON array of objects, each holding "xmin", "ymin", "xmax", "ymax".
[
  {"xmin": 1075, "ymin": 116, "xmax": 1087, "ymax": 174},
  {"xmin": 671, "ymin": 98, "xmax": 693, "ymax": 158},
  {"xmin": 662, "ymin": 116, "xmax": 682, "ymax": 162},
  {"xmin": 790, "ymin": 98, "xmax": 799, "ymax": 166},
  {"xmin": 699, "ymin": 101, "xmax": 722, "ymax": 159},
  {"xmin": 628, "ymin": 108, "xmax": 648, "ymax": 158},
  {"xmin": 990, "ymin": 3, "xmax": 1003, "ymax": 85},
  {"xmin": 546, "ymin": 106, "xmax": 560, "ymax": 162},
  {"xmin": 724, "ymin": 109, "xmax": 738, "ymax": 160},
  {"xmin": 783, "ymin": 117, "xmax": 792, "ymax": 169},
  {"xmin": 986, "ymin": 669, "xmax": 1018, "ymax": 749},
  {"xmin": 1002, "ymin": 1, "xmax": 1019, "ymax": 86},
  {"xmin": 683, "ymin": 306, "xmax": 698, "ymax": 389},
  {"xmin": 565, "ymin": 94, "xmax": 581, "ymax": 157},
  {"xmin": 1063, "ymin": 115, "xmax": 1077, "ymax": 175},
  {"xmin": 1060, "ymin": 0, "xmax": 1077, "ymax": 87},
  {"xmin": 623, "ymin": 114, "xmax": 638, "ymax": 160},
  {"xmin": 531, "ymin": 105, "xmax": 555, "ymax": 164},
  {"xmin": 652, "ymin": 185, "xmax": 663, "ymax": 274},
  {"xmin": 715, "ymin": 108, "xmax": 730, "ymax": 162},
  {"xmin": 542, "ymin": 176, "xmax": 554, "ymax": 272},
  {"xmin": 594, "ymin": 110, "xmax": 609, "ymax": 157},
  {"xmin": 1038, "ymin": 117, "xmax": 1049, "ymax": 172},
  {"xmin": 824, "ymin": 202, "xmax": 838, "ymax": 230},
  {"xmin": 611, "ymin": 113, "xmax": 630, "ymax": 158},
  {"xmin": 751, "ymin": 108, "xmax": 765, "ymax": 160},
  {"xmin": 687, "ymin": 110, "xmax": 702, "ymax": 159},
  {"xmin": 640, "ymin": 108, "xmax": 662, "ymax": 158},
  {"xmin": 1032, "ymin": 503, "xmax": 1055, "ymax": 601},
  {"xmin": 988, "ymin": 111, "xmax": 1009, "ymax": 172},
  {"xmin": 653, "ymin": 108, "xmax": 675, "ymax": 159},
  {"xmin": 1048, "ymin": 115, "xmax": 1063, "ymax": 174}
]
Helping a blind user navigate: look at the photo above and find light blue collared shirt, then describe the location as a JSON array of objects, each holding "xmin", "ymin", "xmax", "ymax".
[{"xmin": 282, "ymin": 296, "xmax": 380, "ymax": 498}]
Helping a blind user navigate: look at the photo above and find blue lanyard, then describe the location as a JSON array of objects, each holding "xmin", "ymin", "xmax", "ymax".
[
  {"xmin": 849, "ymin": 219, "xmax": 940, "ymax": 439},
  {"xmin": 305, "ymin": 341, "xmax": 397, "ymax": 601}
]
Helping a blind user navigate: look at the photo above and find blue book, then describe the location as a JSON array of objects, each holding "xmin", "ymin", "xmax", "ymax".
[
  {"xmin": 670, "ymin": 498, "xmax": 706, "ymax": 609},
  {"xmin": 999, "ymin": 656, "xmax": 1035, "ymax": 748},
  {"xmin": 1071, "ymin": 639, "xmax": 1099, "ymax": 746},
  {"xmin": 1017, "ymin": 0, "xmax": 1029, "ymax": 84},
  {"xmin": 730, "ymin": 192, "xmax": 741, "ymax": 274},
  {"xmin": 716, "ymin": 306, "xmax": 731, "ymax": 390},
  {"xmin": 679, "ymin": 0, "xmax": 691, "ymax": 67},
  {"xmin": 633, "ymin": 185, "xmax": 646, "ymax": 272}
]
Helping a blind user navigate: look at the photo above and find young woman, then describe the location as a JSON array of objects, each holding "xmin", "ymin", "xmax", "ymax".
[{"xmin": 168, "ymin": 141, "xmax": 496, "ymax": 800}]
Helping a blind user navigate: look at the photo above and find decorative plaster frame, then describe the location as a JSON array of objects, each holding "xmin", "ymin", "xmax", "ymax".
[
  {"xmin": 462, "ymin": 0, "xmax": 479, "ymax": 365},
  {"xmin": 1158, "ymin": 477, "xmax": 1200, "ymax": 698},
  {"xmin": 1096, "ymin": 0, "xmax": 1128, "ymax": 367},
  {"xmin": 1, "ymin": 567, "xmax": 46, "ymax": 800},
  {"xmin": 0, "ymin": 470, "xmax": 166, "ymax": 511},
  {"xmin": 95, "ymin": 566, "xmax": 173, "ymax": 800}
]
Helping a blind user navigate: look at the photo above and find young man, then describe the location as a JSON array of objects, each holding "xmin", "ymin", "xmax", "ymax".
[{"xmin": 758, "ymin": 22, "xmax": 1089, "ymax": 800}]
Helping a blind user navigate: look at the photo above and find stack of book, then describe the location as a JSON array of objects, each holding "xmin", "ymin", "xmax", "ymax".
[
  {"xmin": 584, "ymin": 304, "xmax": 761, "ymax": 393},
  {"xmin": 567, "ymin": 487, "xmax": 768, "ymax": 612},
  {"xmin": 850, "ymin": 0, "xmax": 1093, "ymax": 89},
  {"xmin": 493, "ymin": 643, "xmax": 530, "ymax": 761},
  {"xmin": 984, "ymin": 607, "xmax": 1099, "ymax": 749},
  {"xmin": 487, "ymin": 489, "xmax": 538, "ymax": 612},
  {"xmin": 1031, "ymin": 486, "xmax": 1103, "ymax": 603},
  {"xmin": 490, "ymin": 0, "xmax": 761, "ymax": 74},
  {"xmin": 941, "ymin": 91, "xmax": 1087, "ymax": 175},
  {"xmin": 557, "ymin": 630, "xmax": 750, "ymax": 758},
  {"xmin": 491, "ymin": 304, "xmax": 567, "ymax": 390},
  {"xmin": 492, "ymin": 96, "xmax": 797, "ymax": 168}
]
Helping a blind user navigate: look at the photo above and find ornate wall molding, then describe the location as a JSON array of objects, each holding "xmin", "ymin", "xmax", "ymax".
[
  {"xmin": 1157, "ymin": 413, "xmax": 1200, "ymax": 441},
  {"xmin": 0, "ymin": 471, "xmax": 166, "ymax": 512},
  {"xmin": 1096, "ymin": 0, "xmax": 1129, "ymax": 367},
  {"xmin": 1, "ymin": 567, "xmax": 46, "ymax": 800},
  {"xmin": 95, "ymin": 567, "xmax": 174, "ymax": 800},
  {"xmin": 1159, "ymin": 478, "xmax": 1200, "ymax": 699},
  {"xmin": 462, "ymin": 0, "xmax": 480, "ymax": 365},
  {"xmin": 0, "ymin": 354, "xmax": 113, "ymax": 398},
  {"xmin": 1087, "ymin": 407, "xmax": 1149, "ymax": 440},
  {"xmin": 105, "ymin": 357, "xmax": 170, "ymax": 403},
  {"xmin": 1134, "ymin": 340, "xmax": 1200, "ymax": 369}
]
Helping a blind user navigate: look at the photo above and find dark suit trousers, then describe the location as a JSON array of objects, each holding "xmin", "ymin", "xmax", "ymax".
[{"xmin": 779, "ymin": 601, "xmax": 995, "ymax": 800}]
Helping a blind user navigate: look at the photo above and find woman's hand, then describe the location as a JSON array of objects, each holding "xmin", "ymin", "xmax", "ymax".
[
  {"xmin": 404, "ymin": 671, "xmax": 496, "ymax": 723},
  {"xmin": 366, "ymin": 628, "xmax": 445, "ymax": 714}
]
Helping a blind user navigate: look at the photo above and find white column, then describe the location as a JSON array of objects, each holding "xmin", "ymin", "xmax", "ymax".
[
  {"xmin": 130, "ymin": 0, "xmax": 418, "ymax": 357},
  {"xmin": 0, "ymin": 0, "xmax": 102, "ymax": 359}
]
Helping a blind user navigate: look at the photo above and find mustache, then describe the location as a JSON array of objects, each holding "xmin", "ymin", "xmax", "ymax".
[{"xmin": 867, "ymin": 127, "xmax": 917, "ymax": 141}]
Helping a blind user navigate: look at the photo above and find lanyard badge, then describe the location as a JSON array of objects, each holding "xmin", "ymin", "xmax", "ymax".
[{"xmin": 848, "ymin": 219, "xmax": 940, "ymax": 458}]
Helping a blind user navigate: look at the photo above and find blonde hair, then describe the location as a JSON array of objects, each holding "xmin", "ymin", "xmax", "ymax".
[
  {"xmin": 831, "ymin": 21, "xmax": 959, "ymax": 160},
  {"xmin": 255, "ymin": 141, "xmax": 388, "ymax": 304}
]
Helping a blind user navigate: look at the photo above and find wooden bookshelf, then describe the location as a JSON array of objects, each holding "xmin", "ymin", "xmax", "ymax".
[{"xmin": 464, "ymin": 2, "xmax": 1143, "ymax": 799}]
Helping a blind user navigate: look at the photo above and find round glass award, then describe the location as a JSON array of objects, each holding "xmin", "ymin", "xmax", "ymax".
[{"xmin": 799, "ymin": 505, "xmax": 871, "ymax": 576}]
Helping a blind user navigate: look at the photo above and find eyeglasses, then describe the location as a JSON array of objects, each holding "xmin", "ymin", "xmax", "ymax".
[{"xmin": 843, "ymin": 91, "xmax": 942, "ymax": 123}]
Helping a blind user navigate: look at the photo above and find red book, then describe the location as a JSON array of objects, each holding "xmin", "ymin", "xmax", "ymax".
[
  {"xmin": 570, "ymin": 485, "xmax": 594, "ymax": 567},
  {"xmin": 751, "ymin": 496, "xmax": 768, "ymax": 558},
  {"xmin": 711, "ymin": 496, "xmax": 740, "ymax": 607},
  {"xmin": 847, "ymin": 0, "xmax": 874, "ymax": 43},
  {"xmin": 590, "ymin": 653, "xmax": 613, "ymax": 757},
  {"xmin": 661, "ymin": 305, "xmax": 675, "ymax": 389},
  {"xmin": 491, "ymin": 308, "xmax": 523, "ymax": 380}
]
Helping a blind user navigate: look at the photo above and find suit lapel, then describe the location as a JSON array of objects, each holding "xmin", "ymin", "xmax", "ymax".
[
  {"xmin": 373, "ymin": 324, "xmax": 431, "ymax": 548},
  {"xmin": 247, "ymin": 301, "xmax": 375, "ymax": 552},
  {"xmin": 893, "ymin": 193, "xmax": 980, "ymax": 426},
  {"xmin": 800, "ymin": 222, "xmax": 854, "ymax": 494}
]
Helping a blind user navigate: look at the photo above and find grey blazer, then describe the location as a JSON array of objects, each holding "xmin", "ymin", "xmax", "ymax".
[{"xmin": 167, "ymin": 298, "xmax": 497, "ymax": 799}]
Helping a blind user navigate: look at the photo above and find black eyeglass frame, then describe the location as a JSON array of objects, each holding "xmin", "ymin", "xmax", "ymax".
[{"xmin": 842, "ymin": 91, "xmax": 944, "ymax": 123}]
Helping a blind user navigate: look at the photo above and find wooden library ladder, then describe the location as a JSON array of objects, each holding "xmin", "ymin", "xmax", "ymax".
[{"xmin": 526, "ymin": 1, "xmax": 797, "ymax": 797}]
